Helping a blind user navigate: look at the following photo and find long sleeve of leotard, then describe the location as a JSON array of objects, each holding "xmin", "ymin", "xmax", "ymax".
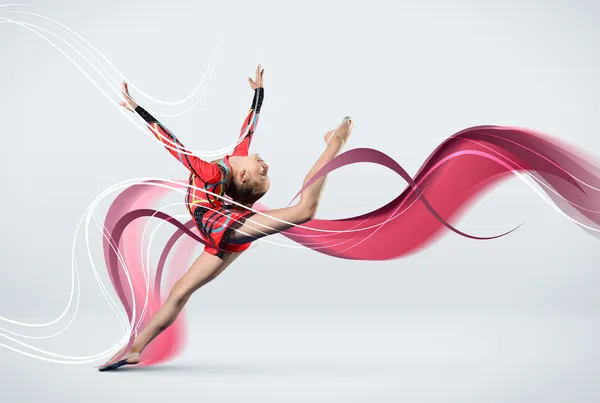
[
  {"xmin": 231, "ymin": 87, "xmax": 265, "ymax": 157},
  {"xmin": 135, "ymin": 105, "xmax": 221, "ymax": 182}
]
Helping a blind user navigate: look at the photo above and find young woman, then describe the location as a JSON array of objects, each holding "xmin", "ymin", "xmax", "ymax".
[{"xmin": 99, "ymin": 65, "xmax": 353, "ymax": 371}]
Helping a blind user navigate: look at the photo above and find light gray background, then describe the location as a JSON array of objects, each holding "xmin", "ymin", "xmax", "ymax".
[{"xmin": 1, "ymin": 0, "xmax": 599, "ymax": 402}]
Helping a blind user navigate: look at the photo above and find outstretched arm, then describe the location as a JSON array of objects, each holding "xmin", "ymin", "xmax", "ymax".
[
  {"xmin": 231, "ymin": 64, "xmax": 265, "ymax": 157},
  {"xmin": 120, "ymin": 82, "xmax": 221, "ymax": 182}
]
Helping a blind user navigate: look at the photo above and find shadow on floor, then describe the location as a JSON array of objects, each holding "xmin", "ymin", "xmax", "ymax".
[{"xmin": 109, "ymin": 359, "xmax": 410, "ymax": 377}]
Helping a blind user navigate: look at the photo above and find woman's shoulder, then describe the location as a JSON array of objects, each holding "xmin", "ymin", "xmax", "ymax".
[{"xmin": 208, "ymin": 157, "xmax": 233, "ymax": 184}]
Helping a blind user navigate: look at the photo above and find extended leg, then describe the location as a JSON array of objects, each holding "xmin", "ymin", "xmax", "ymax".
[
  {"xmin": 99, "ymin": 251, "xmax": 242, "ymax": 371},
  {"xmin": 230, "ymin": 118, "xmax": 353, "ymax": 243}
]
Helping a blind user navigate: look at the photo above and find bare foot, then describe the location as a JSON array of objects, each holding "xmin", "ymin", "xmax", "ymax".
[
  {"xmin": 98, "ymin": 351, "xmax": 141, "ymax": 372},
  {"xmin": 324, "ymin": 117, "xmax": 353, "ymax": 144}
]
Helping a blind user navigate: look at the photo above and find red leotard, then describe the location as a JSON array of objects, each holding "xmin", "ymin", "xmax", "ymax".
[{"xmin": 135, "ymin": 88, "xmax": 264, "ymax": 258}]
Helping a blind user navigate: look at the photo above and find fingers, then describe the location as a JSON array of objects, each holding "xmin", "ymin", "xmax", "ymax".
[
  {"xmin": 119, "ymin": 101, "xmax": 133, "ymax": 112},
  {"xmin": 250, "ymin": 65, "xmax": 264, "ymax": 89},
  {"xmin": 122, "ymin": 81, "xmax": 134, "ymax": 103},
  {"xmin": 255, "ymin": 64, "xmax": 264, "ymax": 87}
]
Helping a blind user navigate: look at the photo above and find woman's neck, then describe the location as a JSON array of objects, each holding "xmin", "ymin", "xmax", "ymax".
[{"xmin": 225, "ymin": 156, "xmax": 253, "ymax": 208}]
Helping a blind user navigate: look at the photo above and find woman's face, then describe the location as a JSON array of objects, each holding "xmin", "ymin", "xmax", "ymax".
[{"xmin": 240, "ymin": 153, "xmax": 271, "ymax": 194}]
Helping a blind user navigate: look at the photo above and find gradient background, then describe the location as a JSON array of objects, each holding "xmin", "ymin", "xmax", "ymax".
[{"xmin": 1, "ymin": 0, "xmax": 599, "ymax": 401}]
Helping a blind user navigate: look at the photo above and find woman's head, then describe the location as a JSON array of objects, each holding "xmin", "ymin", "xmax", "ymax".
[{"xmin": 227, "ymin": 153, "xmax": 271, "ymax": 205}]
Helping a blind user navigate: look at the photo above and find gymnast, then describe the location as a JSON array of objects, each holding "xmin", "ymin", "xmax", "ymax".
[{"xmin": 99, "ymin": 64, "xmax": 353, "ymax": 371}]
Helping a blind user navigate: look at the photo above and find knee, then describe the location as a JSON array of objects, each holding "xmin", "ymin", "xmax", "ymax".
[{"xmin": 169, "ymin": 282, "xmax": 192, "ymax": 307}]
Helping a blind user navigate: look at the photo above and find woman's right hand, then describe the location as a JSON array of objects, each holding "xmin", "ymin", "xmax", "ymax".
[
  {"xmin": 248, "ymin": 64, "xmax": 264, "ymax": 90},
  {"xmin": 119, "ymin": 81, "xmax": 138, "ymax": 112}
]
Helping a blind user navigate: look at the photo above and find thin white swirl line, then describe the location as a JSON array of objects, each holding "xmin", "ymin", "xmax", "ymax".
[
  {"xmin": 481, "ymin": 127, "xmax": 600, "ymax": 192},
  {"xmin": 0, "ymin": 208, "xmax": 84, "ymax": 327},
  {"xmin": 0, "ymin": 10, "xmax": 346, "ymax": 161},
  {"xmin": 0, "ymin": 16, "xmax": 191, "ymax": 156},
  {"xmin": 15, "ymin": 11, "xmax": 256, "ymax": 155},
  {"xmin": 99, "ymin": 177, "xmax": 462, "ymax": 266},
  {"xmin": 133, "ymin": 204, "xmax": 301, "ymax": 337},
  {"xmin": 85, "ymin": 202, "xmax": 138, "ymax": 357},
  {"xmin": 87, "ymin": 187, "xmax": 141, "ymax": 323},
  {"xmin": 0, "ymin": 247, "xmax": 80, "ymax": 340},
  {"xmin": 2, "ymin": 7, "xmax": 219, "ymax": 109},
  {"xmin": 88, "ymin": 203, "xmax": 134, "ymax": 335},
  {"xmin": 133, "ymin": 208, "xmax": 303, "ymax": 334},
  {"xmin": 421, "ymin": 149, "xmax": 600, "ymax": 232},
  {"xmin": 84, "ymin": 186, "xmax": 143, "ymax": 350},
  {"xmin": 129, "ymin": 204, "xmax": 173, "ymax": 334},
  {"xmin": 87, "ymin": 221, "xmax": 141, "ymax": 364},
  {"xmin": 142, "ymin": 101, "xmax": 256, "ymax": 157},
  {"xmin": 83, "ymin": 182, "xmax": 206, "ymax": 351},
  {"xmin": 0, "ymin": 119, "xmax": 596, "ymax": 356},
  {"xmin": 457, "ymin": 136, "xmax": 600, "ymax": 214},
  {"xmin": 0, "ymin": 3, "xmax": 540, "ymax": 362},
  {"xmin": 83, "ymin": 179, "xmax": 147, "ymax": 354},
  {"xmin": 81, "ymin": 171, "xmax": 600, "ymax": 240},
  {"xmin": 88, "ymin": 209, "xmax": 135, "ymax": 342},
  {"xmin": 0, "ymin": 7, "xmax": 477, "ymax": 361},
  {"xmin": 0, "ymin": 3, "xmax": 30, "ymax": 7},
  {"xmin": 397, "ymin": 131, "xmax": 600, "ymax": 202},
  {"xmin": 0, "ymin": 202, "xmax": 126, "ymax": 340},
  {"xmin": 0, "ymin": 328, "xmax": 129, "ymax": 363},
  {"xmin": 284, "ymin": 187, "xmax": 426, "ymax": 252},
  {"xmin": 0, "ymin": 217, "xmax": 83, "ymax": 337},
  {"xmin": 5, "ymin": 7, "xmax": 600, "ymax": 215},
  {"xmin": 0, "ymin": 269, "xmax": 80, "ymax": 339},
  {"xmin": 120, "ymin": 59, "xmax": 217, "ymax": 118},
  {"xmin": 0, "ymin": 343, "xmax": 106, "ymax": 365},
  {"xmin": 4, "ymin": 159, "xmax": 597, "ymax": 359},
  {"xmin": 90, "ymin": 203, "xmax": 142, "ymax": 332},
  {"xmin": 406, "ymin": 134, "xmax": 600, "ymax": 221},
  {"xmin": 138, "ymin": 209, "xmax": 298, "ymax": 331},
  {"xmin": 1, "ymin": 145, "xmax": 596, "ymax": 357},
  {"xmin": 427, "ymin": 129, "xmax": 600, "ymax": 197},
  {"xmin": 284, "ymin": 136, "xmax": 453, "ymax": 242},
  {"xmin": 0, "ymin": 15, "xmax": 247, "ymax": 158},
  {"xmin": 0, "ymin": 206, "xmax": 129, "ymax": 360},
  {"xmin": 79, "ymin": 152, "xmax": 600, "ymax": 360},
  {"xmin": 136, "ymin": 201, "xmax": 303, "ymax": 334},
  {"xmin": 0, "ymin": 206, "xmax": 132, "ymax": 362},
  {"xmin": 101, "ymin": 177, "xmax": 500, "ymax": 340},
  {"xmin": 84, "ymin": 178, "xmax": 369, "ymax": 343},
  {"xmin": 89, "ymin": 193, "xmax": 272, "ymax": 340},
  {"xmin": 282, "ymin": 143, "xmax": 600, "ymax": 235},
  {"xmin": 3, "ymin": 140, "xmax": 594, "ymax": 324}
]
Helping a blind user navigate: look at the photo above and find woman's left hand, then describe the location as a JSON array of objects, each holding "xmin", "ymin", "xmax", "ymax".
[
  {"xmin": 119, "ymin": 82, "xmax": 138, "ymax": 112},
  {"xmin": 248, "ymin": 64, "xmax": 264, "ymax": 89}
]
